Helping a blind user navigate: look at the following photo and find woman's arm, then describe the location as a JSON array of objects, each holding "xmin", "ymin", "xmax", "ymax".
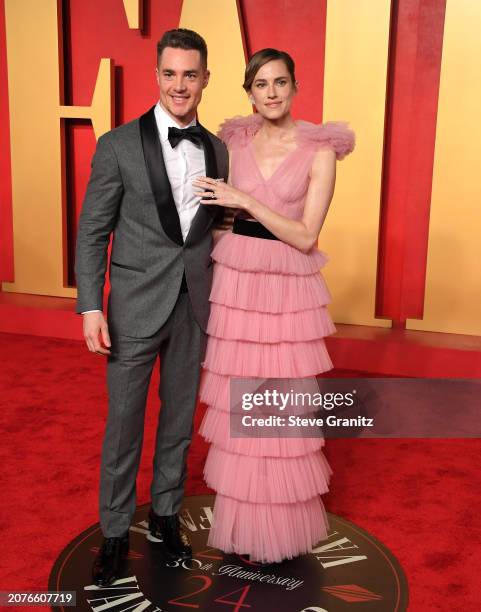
[{"xmin": 194, "ymin": 147, "xmax": 337, "ymax": 253}]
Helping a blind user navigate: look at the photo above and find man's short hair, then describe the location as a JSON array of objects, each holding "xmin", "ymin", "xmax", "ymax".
[{"xmin": 157, "ymin": 29, "xmax": 208, "ymax": 68}]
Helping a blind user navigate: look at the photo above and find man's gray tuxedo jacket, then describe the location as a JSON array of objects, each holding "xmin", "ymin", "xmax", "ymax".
[{"xmin": 75, "ymin": 105, "xmax": 229, "ymax": 338}]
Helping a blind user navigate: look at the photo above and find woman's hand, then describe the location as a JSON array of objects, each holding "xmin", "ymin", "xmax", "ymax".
[{"xmin": 193, "ymin": 177, "xmax": 252, "ymax": 210}]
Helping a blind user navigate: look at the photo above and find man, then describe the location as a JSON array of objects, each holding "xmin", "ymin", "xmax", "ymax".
[{"xmin": 75, "ymin": 28, "xmax": 228, "ymax": 586}]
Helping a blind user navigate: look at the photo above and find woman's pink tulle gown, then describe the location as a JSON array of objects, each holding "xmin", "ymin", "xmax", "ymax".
[{"xmin": 198, "ymin": 113, "xmax": 355, "ymax": 563}]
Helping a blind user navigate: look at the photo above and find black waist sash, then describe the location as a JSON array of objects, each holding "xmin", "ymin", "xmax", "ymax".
[{"xmin": 232, "ymin": 217, "xmax": 279, "ymax": 241}]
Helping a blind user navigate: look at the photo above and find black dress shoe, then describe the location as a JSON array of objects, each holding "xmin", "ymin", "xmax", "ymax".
[
  {"xmin": 92, "ymin": 534, "xmax": 129, "ymax": 586},
  {"xmin": 148, "ymin": 509, "xmax": 192, "ymax": 560}
]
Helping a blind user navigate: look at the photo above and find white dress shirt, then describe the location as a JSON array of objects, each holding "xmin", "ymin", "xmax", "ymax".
[
  {"xmin": 82, "ymin": 101, "xmax": 206, "ymax": 314},
  {"xmin": 154, "ymin": 101, "xmax": 206, "ymax": 239}
]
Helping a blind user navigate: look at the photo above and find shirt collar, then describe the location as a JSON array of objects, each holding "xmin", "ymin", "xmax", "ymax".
[{"xmin": 154, "ymin": 101, "xmax": 197, "ymax": 143}]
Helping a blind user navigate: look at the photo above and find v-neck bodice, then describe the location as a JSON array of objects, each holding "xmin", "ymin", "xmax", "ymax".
[
  {"xmin": 248, "ymin": 139, "xmax": 304, "ymax": 184},
  {"xmin": 217, "ymin": 114, "xmax": 355, "ymax": 220}
]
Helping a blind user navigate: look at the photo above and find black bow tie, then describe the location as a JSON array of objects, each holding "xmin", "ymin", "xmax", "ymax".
[{"xmin": 168, "ymin": 125, "xmax": 204, "ymax": 148}]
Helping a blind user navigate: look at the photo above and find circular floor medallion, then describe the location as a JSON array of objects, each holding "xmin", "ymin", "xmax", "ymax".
[{"xmin": 49, "ymin": 495, "xmax": 408, "ymax": 611}]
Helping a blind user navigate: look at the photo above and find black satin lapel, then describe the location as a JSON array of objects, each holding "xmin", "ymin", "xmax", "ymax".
[
  {"xmin": 201, "ymin": 126, "xmax": 218, "ymax": 179},
  {"xmin": 139, "ymin": 106, "xmax": 183, "ymax": 246},
  {"xmin": 185, "ymin": 125, "xmax": 219, "ymax": 246}
]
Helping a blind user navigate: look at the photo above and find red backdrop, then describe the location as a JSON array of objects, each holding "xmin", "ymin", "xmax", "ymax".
[{"xmin": 0, "ymin": 0, "xmax": 448, "ymax": 326}]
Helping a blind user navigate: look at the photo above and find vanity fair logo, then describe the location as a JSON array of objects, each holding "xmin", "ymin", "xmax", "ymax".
[{"xmin": 49, "ymin": 495, "xmax": 408, "ymax": 611}]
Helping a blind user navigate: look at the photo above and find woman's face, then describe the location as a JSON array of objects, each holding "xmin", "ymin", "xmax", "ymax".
[{"xmin": 248, "ymin": 59, "xmax": 296, "ymax": 120}]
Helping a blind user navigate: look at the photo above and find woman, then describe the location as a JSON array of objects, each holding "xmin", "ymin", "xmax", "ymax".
[{"xmin": 193, "ymin": 48, "xmax": 355, "ymax": 564}]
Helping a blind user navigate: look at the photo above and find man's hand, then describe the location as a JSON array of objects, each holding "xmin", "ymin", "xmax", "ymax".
[{"xmin": 83, "ymin": 311, "xmax": 111, "ymax": 355}]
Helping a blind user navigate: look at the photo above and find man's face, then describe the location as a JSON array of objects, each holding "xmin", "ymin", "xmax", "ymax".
[{"xmin": 156, "ymin": 47, "xmax": 210, "ymax": 125}]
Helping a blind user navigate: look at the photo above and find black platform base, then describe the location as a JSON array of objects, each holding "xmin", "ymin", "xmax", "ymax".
[{"xmin": 49, "ymin": 494, "xmax": 408, "ymax": 611}]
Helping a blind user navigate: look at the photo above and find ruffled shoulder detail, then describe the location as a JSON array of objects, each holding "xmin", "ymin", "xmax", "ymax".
[
  {"xmin": 296, "ymin": 120, "xmax": 355, "ymax": 160},
  {"xmin": 217, "ymin": 114, "xmax": 263, "ymax": 148}
]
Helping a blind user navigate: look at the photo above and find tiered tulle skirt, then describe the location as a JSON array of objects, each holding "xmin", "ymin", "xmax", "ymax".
[{"xmin": 199, "ymin": 232, "xmax": 335, "ymax": 563}]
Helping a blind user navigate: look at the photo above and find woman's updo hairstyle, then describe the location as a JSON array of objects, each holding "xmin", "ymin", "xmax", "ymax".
[{"xmin": 243, "ymin": 48, "xmax": 297, "ymax": 92}]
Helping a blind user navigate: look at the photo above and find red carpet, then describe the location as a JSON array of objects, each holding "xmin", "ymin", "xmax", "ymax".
[{"xmin": 0, "ymin": 332, "xmax": 480, "ymax": 610}]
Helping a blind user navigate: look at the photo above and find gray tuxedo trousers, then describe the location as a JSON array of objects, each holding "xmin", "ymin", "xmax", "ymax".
[
  {"xmin": 75, "ymin": 106, "xmax": 228, "ymax": 537},
  {"xmin": 101, "ymin": 292, "xmax": 205, "ymax": 536}
]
